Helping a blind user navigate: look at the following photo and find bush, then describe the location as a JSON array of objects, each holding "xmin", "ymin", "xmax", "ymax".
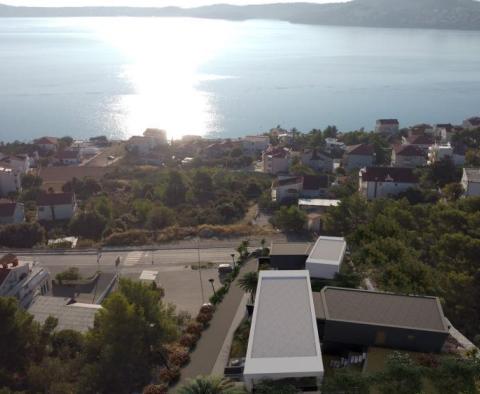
[
  {"xmin": 0, "ymin": 222, "xmax": 45, "ymax": 248},
  {"xmin": 179, "ymin": 334, "xmax": 198, "ymax": 349},
  {"xmin": 55, "ymin": 267, "xmax": 81, "ymax": 283},
  {"xmin": 209, "ymin": 286, "xmax": 228, "ymax": 305},
  {"xmin": 103, "ymin": 230, "xmax": 151, "ymax": 246},
  {"xmin": 142, "ymin": 384, "xmax": 168, "ymax": 394},
  {"xmin": 199, "ymin": 304, "xmax": 215, "ymax": 315},
  {"xmin": 69, "ymin": 210, "xmax": 108, "ymax": 241},
  {"xmin": 166, "ymin": 345, "xmax": 190, "ymax": 367},
  {"xmin": 196, "ymin": 312, "xmax": 213, "ymax": 326},
  {"xmin": 185, "ymin": 321, "xmax": 203, "ymax": 337},
  {"xmin": 157, "ymin": 367, "xmax": 180, "ymax": 386}
]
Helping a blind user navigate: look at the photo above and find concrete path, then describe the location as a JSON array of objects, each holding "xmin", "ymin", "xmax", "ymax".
[{"xmin": 174, "ymin": 259, "xmax": 257, "ymax": 389}]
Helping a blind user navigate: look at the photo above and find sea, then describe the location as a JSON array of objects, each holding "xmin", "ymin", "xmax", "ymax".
[{"xmin": 1, "ymin": 17, "xmax": 480, "ymax": 142}]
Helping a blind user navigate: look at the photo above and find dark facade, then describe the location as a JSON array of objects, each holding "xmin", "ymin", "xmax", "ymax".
[
  {"xmin": 269, "ymin": 254, "xmax": 307, "ymax": 270},
  {"xmin": 320, "ymin": 319, "xmax": 449, "ymax": 353}
]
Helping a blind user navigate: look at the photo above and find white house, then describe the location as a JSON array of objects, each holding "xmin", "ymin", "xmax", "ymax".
[
  {"xmin": 462, "ymin": 168, "xmax": 480, "ymax": 197},
  {"xmin": 301, "ymin": 149, "xmax": 334, "ymax": 172},
  {"xmin": 433, "ymin": 124, "xmax": 463, "ymax": 142},
  {"xmin": 242, "ymin": 135, "xmax": 270, "ymax": 155},
  {"xmin": 392, "ymin": 144, "xmax": 426, "ymax": 168},
  {"xmin": 0, "ymin": 155, "xmax": 30, "ymax": 174},
  {"xmin": 324, "ymin": 138, "xmax": 346, "ymax": 153},
  {"xmin": 359, "ymin": 167, "xmax": 419, "ymax": 200},
  {"xmin": 34, "ymin": 137, "xmax": 59, "ymax": 153},
  {"xmin": 55, "ymin": 150, "xmax": 82, "ymax": 166},
  {"xmin": 0, "ymin": 202, "xmax": 25, "ymax": 224},
  {"xmin": 428, "ymin": 143, "xmax": 466, "ymax": 166},
  {"xmin": 463, "ymin": 117, "xmax": 480, "ymax": 131},
  {"xmin": 271, "ymin": 175, "xmax": 330, "ymax": 202},
  {"xmin": 37, "ymin": 192, "xmax": 77, "ymax": 221},
  {"xmin": 262, "ymin": 146, "xmax": 291, "ymax": 175},
  {"xmin": 126, "ymin": 136, "xmax": 154, "ymax": 155},
  {"xmin": 375, "ymin": 119, "xmax": 399, "ymax": 134},
  {"xmin": 343, "ymin": 144, "xmax": 375, "ymax": 171},
  {"xmin": 243, "ymin": 270, "xmax": 324, "ymax": 392},
  {"xmin": 306, "ymin": 236, "xmax": 346, "ymax": 279},
  {"xmin": 0, "ymin": 254, "xmax": 51, "ymax": 309},
  {"xmin": 0, "ymin": 166, "xmax": 22, "ymax": 197}
]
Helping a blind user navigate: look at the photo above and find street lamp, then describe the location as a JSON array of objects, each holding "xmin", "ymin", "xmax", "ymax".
[
  {"xmin": 230, "ymin": 253, "xmax": 235, "ymax": 269},
  {"xmin": 209, "ymin": 278, "xmax": 216, "ymax": 296}
]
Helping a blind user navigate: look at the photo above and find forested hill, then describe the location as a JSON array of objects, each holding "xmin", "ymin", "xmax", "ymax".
[{"xmin": 1, "ymin": 0, "xmax": 480, "ymax": 30}]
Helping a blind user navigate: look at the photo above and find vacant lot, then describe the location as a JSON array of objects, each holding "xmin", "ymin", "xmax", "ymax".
[{"xmin": 39, "ymin": 166, "xmax": 112, "ymax": 191}]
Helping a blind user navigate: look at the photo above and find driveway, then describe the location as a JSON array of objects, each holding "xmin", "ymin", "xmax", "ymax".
[{"xmin": 174, "ymin": 258, "xmax": 257, "ymax": 389}]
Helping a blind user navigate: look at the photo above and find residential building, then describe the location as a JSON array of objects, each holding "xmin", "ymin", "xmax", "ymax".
[
  {"xmin": 314, "ymin": 287, "xmax": 450, "ymax": 353},
  {"xmin": 126, "ymin": 136, "xmax": 155, "ymax": 155},
  {"xmin": 28, "ymin": 296, "xmax": 101, "ymax": 333},
  {"xmin": 0, "ymin": 254, "xmax": 51, "ymax": 309},
  {"xmin": 407, "ymin": 123, "xmax": 433, "ymax": 137},
  {"xmin": 271, "ymin": 176, "xmax": 303, "ymax": 203},
  {"xmin": 402, "ymin": 134, "xmax": 435, "ymax": 153},
  {"xmin": 433, "ymin": 124, "xmax": 462, "ymax": 142},
  {"xmin": 241, "ymin": 135, "xmax": 270, "ymax": 155},
  {"xmin": 55, "ymin": 150, "xmax": 81, "ymax": 165},
  {"xmin": 375, "ymin": 119, "xmax": 399, "ymax": 134},
  {"xmin": 0, "ymin": 166, "xmax": 22, "ymax": 197},
  {"xmin": 324, "ymin": 138, "xmax": 346, "ymax": 154},
  {"xmin": 262, "ymin": 146, "xmax": 291, "ymax": 174},
  {"xmin": 305, "ymin": 236, "xmax": 346, "ymax": 279},
  {"xmin": 37, "ymin": 192, "xmax": 77, "ymax": 221},
  {"xmin": 461, "ymin": 168, "xmax": 480, "ymax": 197},
  {"xmin": 203, "ymin": 140, "xmax": 239, "ymax": 159},
  {"xmin": 359, "ymin": 167, "xmax": 418, "ymax": 199},
  {"xmin": 0, "ymin": 201, "xmax": 25, "ymax": 224},
  {"xmin": 463, "ymin": 116, "xmax": 480, "ymax": 131},
  {"xmin": 301, "ymin": 149, "xmax": 334, "ymax": 172},
  {"xmin": 243, "ymin": 270, "xmax": 324, "ymax": 392},
  {"xmin": 271, "ymin": 175, "xmax": 330, "ymax": 202},
  {"xmin": 143, "ymin": 128, "xmax": 168, "ymax": 145},
  {"xmin": 428, "ymin": 143, "xmax": 466, "ymax": 166},
  {"xmin": 34, "ymin": 137, "xmax": 59, "ymax": 153},
  {"xmin": 391, "ymin": 144, "xmax": 426, "ymax": 168},
  {"xmin": 0, "ymin": 154, "xmax": 30, "ymax": 174},
  {"xmin": 298, "ymin": 198, "xmax": 340, "ymax": 213},
  {"xmin": 343, "ymin": 144, "xmax": 375, "ymax": 171}
]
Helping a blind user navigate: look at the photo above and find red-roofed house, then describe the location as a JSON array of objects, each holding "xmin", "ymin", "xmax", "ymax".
[
  {"xmin": 37, "ymin": 192, "xmax": 77, "ymax": 221},
  {"xmin": 343, "ymin": 144, "xmax": 375, "ymax": 171},
  {"xmin": 0, "ymin": 202, "xmax": 25, "ymax": 224},
  {"xmin": 391, "ymin": 144, "xmax": 427, "ymax": 168},
  {"xmin": 402, "ymin": 134, "xmax": 435, "ymax": 153},
  {"xmin": 463, "ymin": 117, "xmax": 480, "ymax": 131},
  {"xmin": 34, "ymin": 137, "xmax": 59, "ymax": 153},
  {"xmin": 375, "ymin": 119, "xmax": 399, "ymax": 134},
  {"xmin": 359, "ymin": 167, "xmax": 419, "ymax": 199}
]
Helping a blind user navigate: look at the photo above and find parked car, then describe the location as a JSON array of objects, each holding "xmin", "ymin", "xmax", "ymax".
[{"xmin": 218, "ymin": 264, "xmax": 233, "ymax": 275}]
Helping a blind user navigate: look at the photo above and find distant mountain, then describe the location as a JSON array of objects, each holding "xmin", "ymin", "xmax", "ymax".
[{"xmin": 1, "ymin": 0, "xmax": 480, "ymax": 30}]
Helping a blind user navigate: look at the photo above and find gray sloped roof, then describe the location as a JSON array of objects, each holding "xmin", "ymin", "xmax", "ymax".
[
  {"xmin": 314, "ymin": 287, "xmax": 449, "ymax": 333},
  {"xmin": 28, "ymin": 296, "xmax": 100, "ymax": 333},
  {"xmin": 270, "ymin": 242, "xmax": 313, "ymax": 256}
]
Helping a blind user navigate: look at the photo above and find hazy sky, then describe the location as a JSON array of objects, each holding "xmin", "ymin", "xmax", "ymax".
[{"xmin": 4, "ymin": 0, "xmax": 347, "ymax": 7}]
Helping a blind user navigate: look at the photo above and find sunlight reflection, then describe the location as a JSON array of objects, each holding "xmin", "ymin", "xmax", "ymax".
[{"xmin": 89, "ymin": 17, "xmax": 236, "ymax": 140}]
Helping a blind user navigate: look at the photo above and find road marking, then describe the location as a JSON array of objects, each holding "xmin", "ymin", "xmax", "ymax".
[{"xmin": 123, "ymin": 251, "xmax": 144, "ymax": 266}]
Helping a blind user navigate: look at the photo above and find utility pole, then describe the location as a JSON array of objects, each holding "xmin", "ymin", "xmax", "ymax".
[{"xmin": 197, "ymin": 238, "xmax": 205, "ymax": 304}]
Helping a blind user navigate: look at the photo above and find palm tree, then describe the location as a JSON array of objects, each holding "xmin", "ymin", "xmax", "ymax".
[
  {"xmin": 177, "ymin": 375, "xmax": 245, "ymax": 394},
  {"xmin": 238, "ymin": 271, "xmax": 258, "ymax": 303}
]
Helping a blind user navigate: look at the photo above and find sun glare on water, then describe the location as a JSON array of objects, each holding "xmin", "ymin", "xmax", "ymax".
[{"xmin": 87, "ymin": 17, "xmax": 236, "ymax": 140}]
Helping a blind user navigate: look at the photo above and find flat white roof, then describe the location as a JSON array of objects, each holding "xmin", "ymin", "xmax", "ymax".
[
  {"xmin": 298, "ymin": 198, "xmax": 341, "ymax": 208},
  {"xmin": 307, "ymin": 236, "xmax": 346, "ymax": 267},
  {"xmin": 243, "ymin": 270, "xmax": 323, "ymax": 379}
]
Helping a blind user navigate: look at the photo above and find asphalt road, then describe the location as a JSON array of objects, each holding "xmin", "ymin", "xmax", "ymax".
[{"xmin": 19, "ymin": 247, "xmax": 241, "ymax": 315}]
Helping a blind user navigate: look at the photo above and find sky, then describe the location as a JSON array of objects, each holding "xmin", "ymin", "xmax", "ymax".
[{"xmin": 3, "ymin": 0, "xmax": 346, "ymax": 7}]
